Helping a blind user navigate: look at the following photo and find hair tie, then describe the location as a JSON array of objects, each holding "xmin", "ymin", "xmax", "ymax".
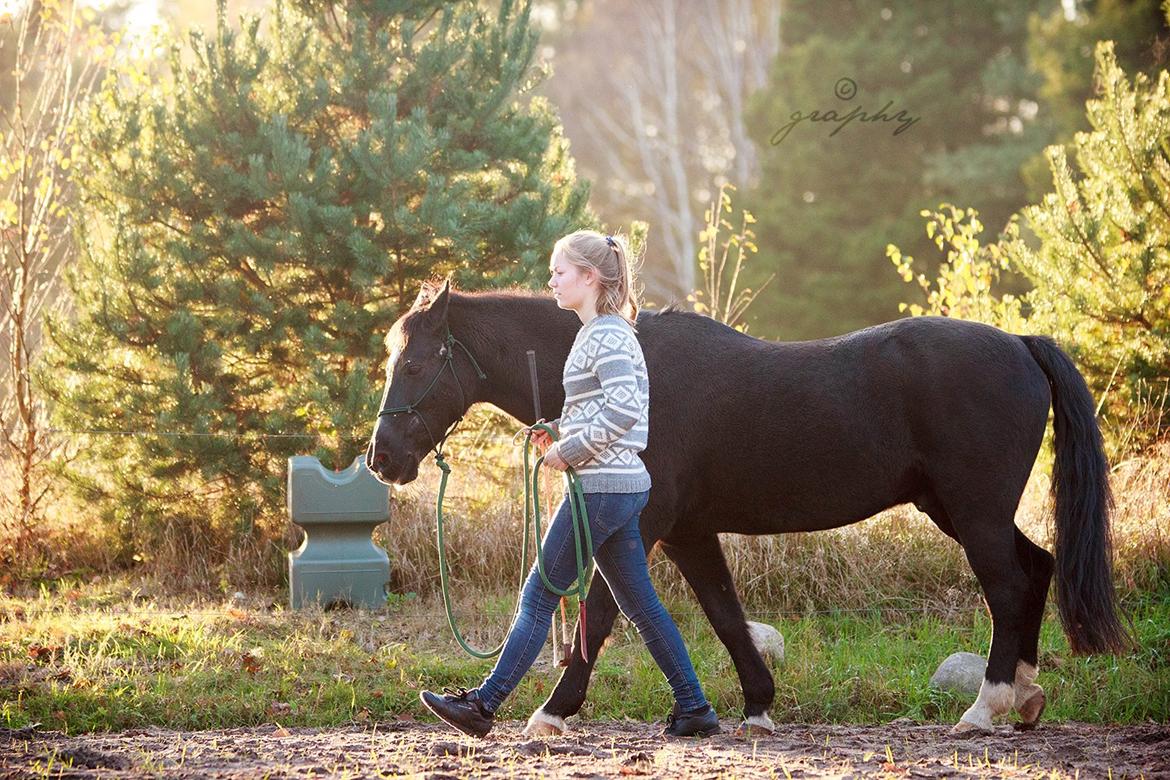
[{"xmin": 604, "ymin": 235, "xmax": 617, "ymax": 250}]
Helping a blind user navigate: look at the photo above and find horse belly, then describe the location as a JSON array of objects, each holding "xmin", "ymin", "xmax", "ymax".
[{"xmin": 699, "ymin": 447, "xmax": 919, "ymax": 536}]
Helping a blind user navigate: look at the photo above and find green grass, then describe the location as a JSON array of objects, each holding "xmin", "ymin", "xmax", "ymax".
[{"xmin": 2, "ymin": 579, "xmax": 1167, "ymax": 734}]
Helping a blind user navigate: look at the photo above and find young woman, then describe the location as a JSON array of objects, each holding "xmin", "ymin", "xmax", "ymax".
[{"xmin": 420, "ymin": 229, "xmax": 719, "ymax": 739}]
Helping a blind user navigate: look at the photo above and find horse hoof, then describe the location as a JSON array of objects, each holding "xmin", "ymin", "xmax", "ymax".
[
  {"xmin": 951, "ymin": 719, "xmax": 992, "ymax": 736},
  {"xmin": 1015, "ymin": 690, "xmax": 1046, "ymax": 729},
  {"xmin": 734, "ymin": 713, "xmax": 776, "ymax": 737},
  {"xmin": 523, "ymin": 708, "xmax": 567, "ymax": 737}
]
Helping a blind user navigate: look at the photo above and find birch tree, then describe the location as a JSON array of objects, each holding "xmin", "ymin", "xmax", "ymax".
[
  {"xmin": 0, "ymin": 0, "xmax": 106, "ymax": 557},
  {"xmin": 543, "ymin": 0, "xmax": 779, "ymax": 301}
]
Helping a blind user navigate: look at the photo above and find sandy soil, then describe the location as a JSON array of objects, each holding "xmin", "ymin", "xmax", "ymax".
[{"xmin": 2, "ymin": 719, "xmax": 1168, "ymax": 779}]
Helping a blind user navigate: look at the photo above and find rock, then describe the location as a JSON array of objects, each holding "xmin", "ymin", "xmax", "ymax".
[
  {"xmin": 930, "ymin": 652, "xmax": 986, "ymax": 695},
  {"xmin": 747, "ymin": 621, "xmax": 784, "ymax": 662}
]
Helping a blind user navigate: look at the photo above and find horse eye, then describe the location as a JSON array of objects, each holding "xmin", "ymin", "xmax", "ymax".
[{"xmin": 405, "ymin": 362, "xmax": 422, "ymax": 376}]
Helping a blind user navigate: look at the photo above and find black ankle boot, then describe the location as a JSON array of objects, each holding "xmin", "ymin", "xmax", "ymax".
[
  {"xmin": 420, "ymin": 686, "xmax": 495, "ymax": 738},
  {"xmin": 662, "ymin": 703, "xmax": 721, "ymax": 737}
]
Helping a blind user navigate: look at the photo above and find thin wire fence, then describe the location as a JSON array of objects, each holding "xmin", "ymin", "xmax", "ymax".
[
  {"xmin": 10, "ymin": 424, "xmax": 1164, "ymax": 624},
  {"xmin": 1, "ymin": 602, "xmax": 989, "ymax": 621}
]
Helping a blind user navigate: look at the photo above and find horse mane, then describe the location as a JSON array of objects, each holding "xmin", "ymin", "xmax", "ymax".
[
  {"xmin": 654, "ymin": 301, "xmax": 703, "ymax": 319},
  {"xmin": 437, "ymin": 282, "xmax": 707, "ymax": 322},
  {"xmin": 445, "ymin": 284, "xmax": 545, "ymax": 301},
  {"xmin": 441, "ymin": 284, "xmax": 719, "ymax": 343}
]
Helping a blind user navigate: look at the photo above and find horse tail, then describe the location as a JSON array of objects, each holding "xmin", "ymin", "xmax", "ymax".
[{"xmin": 1021, "ymin": 335, "xmax": 1131, "ymax": 654}]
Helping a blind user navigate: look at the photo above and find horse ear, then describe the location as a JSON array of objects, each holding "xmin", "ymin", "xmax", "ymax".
[
  {"xmin": 413, "ymin": 282, "xmax": 436, "ymax": 310},
  {"xmin": 426, "ymin": 278, "xmax": 451, "ymax": 322},
  {"xmin": 413, "ymin": 277, "xmax": 452, "ymax": 313},
  {"xmin": 414, "ymin": 278, "xmax": 451, "ymax": 330}
]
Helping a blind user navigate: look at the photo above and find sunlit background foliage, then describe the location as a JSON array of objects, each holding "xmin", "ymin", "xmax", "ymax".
[{"xmin": 1, "ymin": 0, "xmax": 1166, "ymax": 617}]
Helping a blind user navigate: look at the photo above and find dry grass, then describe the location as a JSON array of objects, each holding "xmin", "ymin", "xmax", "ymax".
[
  {"xmin": 379, "ymin": 435, "xmax": 1167, "ymax": 616},
  {"xmin": 1106, "ymin": 438, "xmax": 1170, "ymax": 594},
  {"xmin": 3, "ymin": 419, "xmax": 1167, "ymax": 614}
]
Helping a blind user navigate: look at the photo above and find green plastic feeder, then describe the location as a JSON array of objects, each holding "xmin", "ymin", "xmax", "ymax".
[{"xmin": 287, "ymin": 455, "xmax": 391, "ymax": 609}]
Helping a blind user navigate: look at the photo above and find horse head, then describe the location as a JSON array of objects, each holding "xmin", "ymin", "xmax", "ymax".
[{"xmin": 367, "ymin": 278, "xmax": 482, "ymax": 485}]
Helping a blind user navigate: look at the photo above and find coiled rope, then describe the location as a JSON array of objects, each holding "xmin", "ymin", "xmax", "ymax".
[{"xmin": 433, "ymin": 422, "xmax": 593, "ymax": 660}]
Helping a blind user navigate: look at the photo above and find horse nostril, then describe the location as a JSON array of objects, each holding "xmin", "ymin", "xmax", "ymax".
[{"xmin": 366, "ymin": 441, "xmax": 388, "ymax": 473}]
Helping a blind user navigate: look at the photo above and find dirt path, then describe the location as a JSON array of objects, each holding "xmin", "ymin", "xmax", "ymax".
[{"xmin": 2, "ymin": 720, "xmax": 1167, "ymax": 779}]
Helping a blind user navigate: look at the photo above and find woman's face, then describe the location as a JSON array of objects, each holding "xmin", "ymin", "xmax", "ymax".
[{"xmin": 547, "ymin": 252, "xmax": 596, "ymax": 313}]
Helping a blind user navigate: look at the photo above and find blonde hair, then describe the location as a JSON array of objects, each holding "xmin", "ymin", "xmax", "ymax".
[{"xmin": 552, "ymin": 229, "xmax": 642, "ymax": 328}]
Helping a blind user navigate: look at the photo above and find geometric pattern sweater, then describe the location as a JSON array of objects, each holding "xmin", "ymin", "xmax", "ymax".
[{"xmin": 548, "ymin": 313, "xmax": 652, "ymax": 493}]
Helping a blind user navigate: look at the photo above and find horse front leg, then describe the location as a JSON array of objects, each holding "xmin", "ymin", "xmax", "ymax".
[
  {"xmin": 524, "ymin": 573, "xmax": 622, "ymax": 735},
  {"xmin": 660, "ymin": 534, "xmax": 777, "ymax": 735}
]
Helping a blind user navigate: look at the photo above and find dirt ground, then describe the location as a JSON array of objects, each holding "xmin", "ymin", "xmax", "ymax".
[{"xmin": 2, "ymin": 719, "xmax": 1167, "ymax": 779}]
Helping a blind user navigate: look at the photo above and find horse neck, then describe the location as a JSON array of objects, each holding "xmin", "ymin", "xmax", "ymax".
[{"xmin": 448, "ymin": 292, "xmax": 576, "ymax": 424}]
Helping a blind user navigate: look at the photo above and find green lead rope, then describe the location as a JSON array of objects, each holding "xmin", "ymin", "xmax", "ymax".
[{"xmin": 434, "ymin": 422, "xmax": 593, "ymax": 660}]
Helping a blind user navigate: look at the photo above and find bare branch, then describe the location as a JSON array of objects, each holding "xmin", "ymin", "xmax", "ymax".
[{"xmin": 1, "ymin": 0, "xmax": 107, "ymax": 552}]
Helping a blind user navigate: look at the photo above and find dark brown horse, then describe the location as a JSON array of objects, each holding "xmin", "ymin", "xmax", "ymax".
[{"xmin": 368, "ymin": 279, "xmax": 1128, "ymax": 734}]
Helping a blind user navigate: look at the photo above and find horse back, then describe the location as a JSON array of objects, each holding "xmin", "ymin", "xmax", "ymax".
[{"xmin": 638, "ymin": 313, "xmax": 1052, "ymax": 535}]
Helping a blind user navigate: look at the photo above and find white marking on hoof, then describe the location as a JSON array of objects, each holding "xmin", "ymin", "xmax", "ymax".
[
  {"xmin": 951, "ymin": 719, "xmax": 992, "ymax": 735},
  {"xmin": 956, "ymin": 679, "xmax": 1013, "ymax": 733},
  {"xmin": 1013, "ymin": 661, "xmax": 1045, "ymax": 727},
  {"xmin": 523, "ymin": 708, "xmax": 566, "ymax": 737},
  {"xmin": 735, "ymin": 713, "xmax": 776, "ymax": 736}
]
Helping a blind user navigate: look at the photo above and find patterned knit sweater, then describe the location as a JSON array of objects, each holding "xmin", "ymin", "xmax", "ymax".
[{"xmin": 548, "ymin": 313, "xmax": 651, "ymax": 493}]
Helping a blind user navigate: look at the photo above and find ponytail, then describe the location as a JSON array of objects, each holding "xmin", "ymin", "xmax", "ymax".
[{"xmin": 551, "ymin": 229, "xmax": 642, "ymax": 329}]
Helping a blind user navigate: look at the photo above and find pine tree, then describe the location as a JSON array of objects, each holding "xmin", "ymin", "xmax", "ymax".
[
  {"xmin": 1023, "ymin": 0, "xmax": 1170, "ymax": 200},
  {"xmin": 890, "ymin": 39, "xmax": 1170, "ymax": 452},
  {"xmin": 1005, "ymin": 39, "xmax": 1170, "ymax": 447},
  {"xmin": 742, "ymin": 0, "xmax": 1053, "ymax": 340},
  {"xmin": 46, "ymin": 0, "xmax": 590, "ymax": 577}
]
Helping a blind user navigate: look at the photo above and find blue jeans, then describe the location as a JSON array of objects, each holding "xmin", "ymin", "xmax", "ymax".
[{"xmin": 477, "ymin": 489, "xmax": 708, "ymax": 714}]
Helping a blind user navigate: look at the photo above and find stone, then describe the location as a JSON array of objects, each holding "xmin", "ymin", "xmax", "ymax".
[
  {"xmin": 930, "ymin": 652, "xmax": 987, "ymax": 695},
  {"xmin": 747, "ymin": 621, "xmax": 784, "ymax": 662}
]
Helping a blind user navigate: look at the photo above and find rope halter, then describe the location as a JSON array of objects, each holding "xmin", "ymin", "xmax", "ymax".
[{"xmin": 376, "ymin": 325, "xmax": 487, "ymax": 470}]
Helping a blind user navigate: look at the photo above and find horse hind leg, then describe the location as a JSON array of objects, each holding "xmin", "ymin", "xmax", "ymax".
[
  {"xmin": 1012, "ymin": 528, "xmax": 1053, "ymax": 729},
  {"xmin": 950, "ymin": 511, "xmax": 1034, "ymax": 733},
  {"xmin": 918, "ymin": 488, "xmax": 1033, "ymax": 733}
]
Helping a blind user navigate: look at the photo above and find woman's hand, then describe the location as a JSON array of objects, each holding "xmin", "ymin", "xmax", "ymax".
[
  {"xmin": 542, "ymin": 443, "xmax": 569, "ymax": 471},
  {"xmin": 528, "ymin": 420, "xmax": 558, "ymax": 451}
]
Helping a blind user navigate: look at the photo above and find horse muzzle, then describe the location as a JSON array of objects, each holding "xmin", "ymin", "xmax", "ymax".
[{"xmin": 366, "ymin": 440, "xmax": 421, "ymax": 485}]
